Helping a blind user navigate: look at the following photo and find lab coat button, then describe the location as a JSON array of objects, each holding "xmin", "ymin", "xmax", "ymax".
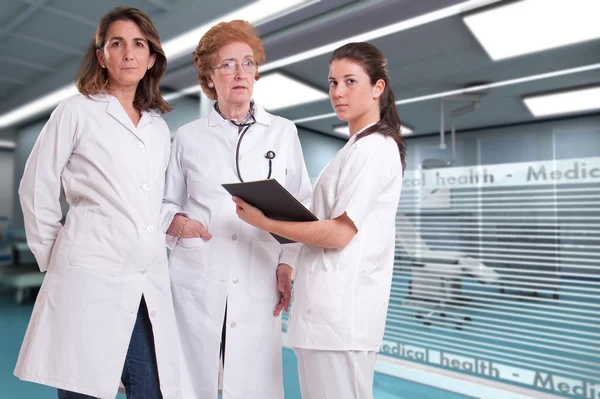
[
  {"xmin": 150, "ymin": 311, "xmax": 156, "ymax": 318},
  {"xmin": 231, "ymin": 234, "xmax": 238, "ymax": 241},
  {"xmin": 230, "ymin": 322, "xmax": 236, "ymax": 328},
  {"xmin": 146, "ymin": 226, "xmax": 154, "ymax": 232},
  {"xmin": 307, "ymin": 308, "xmax": 313, "ymax": 315},
  {"xmin": 139, "ymin": 269, "xmax": 146, "ymax": 275},
  {"xmin": 138, "ymin": 142, "xmax": 145, "ymax": 149},
  {"xmin": 142, "ymin": 183, "xmax": 150, "ymax": 191},
  {"xmin": 233, "ymin": 278, "xmax": 239, "ymax": 284}
]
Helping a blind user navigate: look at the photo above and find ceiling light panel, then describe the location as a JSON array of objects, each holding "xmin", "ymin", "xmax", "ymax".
[
  {"xmin": 0, "ymin": 140, "xmax": 16, "ymax": 149},
  {"xmin": 0, "ymin": 0, "xmax": 313, "ymax": 129},
  {"xmin": 523, "ymin": 86, "xmax": 600, "ymax": 117},
  {"xmin": 253, "ymin": 73, "xmax": 328, "ymax": 111},
  {"xmin": 464, "ymin": 0, "xmax": 600, "ymax": 61},
  {"xmin": 292, "ymin": 62, "xmax": 600, "ymax": 124},
  {"xmin": 163, "ymin": 0, "xmax": 312, "ymax": 60}
]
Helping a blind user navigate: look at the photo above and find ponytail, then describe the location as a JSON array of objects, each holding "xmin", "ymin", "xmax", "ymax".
[{"xmin": 357, "ymin": 85, "xmax": 406, "ymax": 173}]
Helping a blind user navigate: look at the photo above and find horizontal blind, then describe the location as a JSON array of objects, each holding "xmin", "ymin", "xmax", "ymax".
[{"xmin": 385, "ymin": 159, "xmax": 600, "ymax": 398}]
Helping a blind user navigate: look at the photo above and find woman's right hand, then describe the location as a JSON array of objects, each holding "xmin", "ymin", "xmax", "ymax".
[{"xmin": 167, "ymin": 214, "xmax": 212, "ymax": 240}]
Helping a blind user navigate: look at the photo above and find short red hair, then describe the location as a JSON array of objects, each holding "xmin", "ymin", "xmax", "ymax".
[{"xmin": 193, "ymin": 20, "xmax": 265, "ymax": 100}]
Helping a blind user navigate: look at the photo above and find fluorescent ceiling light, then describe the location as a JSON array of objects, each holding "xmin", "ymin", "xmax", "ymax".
[
  {"xmin": 292, "ymin": 62, "xmax": 600, "ymax": 124},
  {"xmin": 333, "ymin": 124, "xmax": 413, "ymax": 137},
  {"xmin": 253, "ymin": 72, "xmax": 328, "ymax": 111},
  {"xmin": 523, "ymin": 86, "xmax": 600, "ymax": 117},
  {"xmin": 464, "ymin": 0, "xmax": 600, "ymax": 61},
  {"xmin": 163, "ymin": 85, "xmax": 205, "ymax": 102},
  {"xmin": 0, "ymin": 0, "xmax": 312, "ymax": 129},
  {"xmin": 1, "ymin": 0, "xmax": 500, "ymax": 129},
  {"xmin": 0, "ymin": 85, "xmax": 79, "ymax": 129},
  {"xmin": 163, "ymin": 0, "xmax": 312, "ymax": 60},
  {"xmin": 261, "ymin": 0, "xmax": 502, "ymax": 72},
  {"xmin": 139, "ymin": 0, "xmax": 503, "ymax": 112},
  {"xmin": 0, "ymin": 139, "xmax": 16, "ymax": 149}
]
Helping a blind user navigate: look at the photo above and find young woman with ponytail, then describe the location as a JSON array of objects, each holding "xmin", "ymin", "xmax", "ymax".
[{"xmin": 233, "ymin": 42, "xmax": 405, "ymax": 398}]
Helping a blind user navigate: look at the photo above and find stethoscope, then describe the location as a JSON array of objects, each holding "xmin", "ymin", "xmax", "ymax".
[{"xmin": 230, "ymin": 120, "xmax": 276, "ymax": 183}]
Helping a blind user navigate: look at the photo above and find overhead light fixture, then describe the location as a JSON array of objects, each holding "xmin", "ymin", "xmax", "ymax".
[
  {"xmin": 293, "ymin": 62, "xmax": 600, "ymax": 124},
  {"xmin": 0, "ymin": 0, "xmax": 313, "ymax": 129},
  {"xmin": 0, "ymin": 0, "xmax": 500, "ymax": 129},
  {"xmin": 523, "ymin": 86, "xmax": 600, "ymax": 117},
  {"xmin": 333, "ymin": 123, "xmax": 413, "ymax": 136},
  {"xmin": 0, "ymin": 85, "xmax": 79, "ymax": 129},
  {"xmin": 163, "ymin": 0, "xmax": 313, "ymax": 59},
  {"xmin": 253, "ymin": 72, "xmax": 328, "ymax": 111},
  {"xmin": 261, "ymin": 0, "xmax": 502, "ymax": 72},
  {"xmin": 0, "ymin": 139, "xmax": 16, "ymax": 149},
  {"xmin": 163, "ymin": 85, "xmax": 205, "ymax": 102},
  {"xmin": 463, "ymin": 0, "xmax": 600, "ymax": 61},
  {"xmin": 133, "ymin": 0, "xmax": 503, "ymax": 114}
]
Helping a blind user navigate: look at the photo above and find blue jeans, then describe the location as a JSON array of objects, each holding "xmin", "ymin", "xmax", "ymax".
[{"xmin": 57, "ymin": 297, "xmax": 162, "ymax": 399}]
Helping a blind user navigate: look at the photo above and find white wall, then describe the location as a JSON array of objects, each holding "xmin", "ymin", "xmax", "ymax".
[{"xmin": 297, "ymin": 128, "xmax": 345, "ymax": 179}]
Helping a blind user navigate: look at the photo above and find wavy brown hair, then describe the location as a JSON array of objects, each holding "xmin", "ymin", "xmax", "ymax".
[
  {"xmin": 75, "ymin": 6, "xmax": 171, "ymax": 113},
  {"xmin": 330, "ymin": 42, "xmax": 406, "ymax": 172},
  {"xmin": 193, "ymin": 20, "xmax": 266, "ymax": 100}
]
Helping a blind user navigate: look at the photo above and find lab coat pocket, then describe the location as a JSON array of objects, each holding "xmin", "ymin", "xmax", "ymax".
[
  {"xmin": 249, "ymin": 240, "xmax": 281, "ymax": 299},
  {"xmin": 170, "ymin": 238, "xmax": 214, "ymax": 280},
  {"xmin": 67, "ymin": 211, "xmax": 132, "ymax": 276},
  {"xmin": 304, "ymin": 271, "xmax": 352, "ymax": 325},
  {"xmin": 177, "ymin": 237, "xmax": 204, "ymax": 249}
]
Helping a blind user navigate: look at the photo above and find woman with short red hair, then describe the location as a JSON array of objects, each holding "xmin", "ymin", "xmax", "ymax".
[{"xmin": 160, "ymin": 20, "xmax": 312, "ymax": 399}]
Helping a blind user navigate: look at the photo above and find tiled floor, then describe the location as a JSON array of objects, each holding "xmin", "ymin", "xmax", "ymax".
[{"xmin": 0, "ymin": 290, "xmax": 471, "ymax": 399}]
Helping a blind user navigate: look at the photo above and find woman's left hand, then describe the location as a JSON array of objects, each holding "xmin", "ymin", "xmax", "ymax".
[
  {"xmin": 233, "ymin": 196, "xmax": 267, "ymax": 229},
  {"xmin": 274, "ymin": 263, "xmax": 293, "ymax": 317}
]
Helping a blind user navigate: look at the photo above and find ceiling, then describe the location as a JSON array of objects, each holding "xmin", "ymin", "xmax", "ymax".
[{"xmin": 1, "ymin": 0, "xmax": 599, "ymax": 139}]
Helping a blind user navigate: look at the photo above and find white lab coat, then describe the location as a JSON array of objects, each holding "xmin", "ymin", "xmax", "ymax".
[
  {"xmin": 14, "ymin": 93, "xmax": 181, "ymax": 399},
  {"xmin": 161, "ymin": 104, "xmax": 312, "ymax": 399},
  {"xmin": 286, "ymin": 130, "xmax": 403, "ymax": 351}
]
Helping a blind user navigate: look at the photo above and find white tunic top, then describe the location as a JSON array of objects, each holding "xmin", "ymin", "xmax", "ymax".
[
  {"xmin": 160, "ymin": 104, "xmax": 312, "ymax": 399},
  {"xmin": 14, "ymin": 93, "xmax": 181, "ymax": 399},
  {"xmin": 286, "ymin": 128, "xmax": 403, "ymax": 351}
]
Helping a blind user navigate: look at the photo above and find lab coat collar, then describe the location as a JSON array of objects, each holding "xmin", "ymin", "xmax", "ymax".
[
  {"xmin": 208, "ymin": 100, "xmax": 272, "ymax": 127},
  {"xmin": 253, "ymin": 103, "xmax": 272, "ymax": 126},
  {"xmin": 348, "ymin": 122, "xmax": 377, "ymax": 142},
  {"xmin": 89, "ymin": 92, "xmax": 158, "ymax": 140}
]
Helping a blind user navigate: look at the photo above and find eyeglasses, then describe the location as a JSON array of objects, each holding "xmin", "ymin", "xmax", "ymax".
[{"xmin": 211, "ymin": 60, "xmax": 257, "ymax": 75}]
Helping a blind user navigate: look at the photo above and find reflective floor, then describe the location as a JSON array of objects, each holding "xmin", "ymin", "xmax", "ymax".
[{"xmin": 0, "ymin": 290, "xmax": 471, "ymax": 399}]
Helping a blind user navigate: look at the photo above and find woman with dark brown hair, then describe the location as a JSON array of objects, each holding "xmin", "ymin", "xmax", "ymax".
[
  {"xmin": 235, "ymin": 42, "xmax": 406, "ymax": 399},
  {"xmin": 14, "ymin": 6, "xmax": 180, "ymax": 399}
]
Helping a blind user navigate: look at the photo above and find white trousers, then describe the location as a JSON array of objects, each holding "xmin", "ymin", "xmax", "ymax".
[{"xmin": 294, "ymin": 348, "xmax": 377, "ymax": 399}]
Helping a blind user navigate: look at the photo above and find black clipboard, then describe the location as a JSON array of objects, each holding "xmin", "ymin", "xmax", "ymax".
[{"xmin": 222, "ymin": 179, "xmax": 317, "ymax": 244}]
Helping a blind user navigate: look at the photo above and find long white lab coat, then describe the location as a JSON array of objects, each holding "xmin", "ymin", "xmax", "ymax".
[
  {"xmin": 286, "ymin": 130, "xmax": 403, "ymax": 352},
  {"xmin": 14, "ymin": 93, "xmax": 181, "ymax": 399},
  {"xmin": 161, "ymin": 104, "xmax": 312, "ymax": 399}
]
